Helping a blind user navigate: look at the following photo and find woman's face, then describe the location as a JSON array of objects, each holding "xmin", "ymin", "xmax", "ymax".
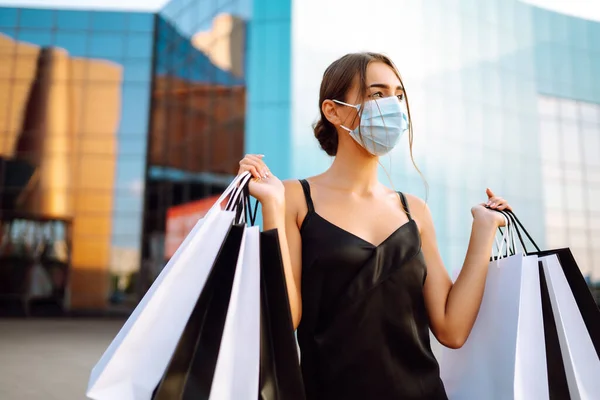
[{"xmin": 339, "ymin": 61, "xmax": 405, "ymax": 130}]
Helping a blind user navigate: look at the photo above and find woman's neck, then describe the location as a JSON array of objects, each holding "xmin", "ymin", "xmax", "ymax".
[{"xmin": 324, "ymin": 145, "xmax": 380, "ymax": 194}]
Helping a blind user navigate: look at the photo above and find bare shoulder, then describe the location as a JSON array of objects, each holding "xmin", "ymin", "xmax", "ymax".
[
  {"xmin": 283, "ymin": 179, "xmax": 305, "ymax": 203},
  {"xmin": 402, "ymin": 193, "xmax": 428, "ymax": 213},
  {"xmin": 282, "ymin": 179, "xmax": 309, "ymax": 222},
  {"xmin": 401, "ymin": 193, "xmax": 433, "ymax": 232}
]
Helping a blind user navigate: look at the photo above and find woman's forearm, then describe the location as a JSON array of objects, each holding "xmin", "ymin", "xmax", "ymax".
[
  {"xmin": 261, "ymin": 201, "xmax": 302, "ymax": 328},
  {"xmin": 443, "ymin": 216, "xmax": 497, "ymax": 346}
]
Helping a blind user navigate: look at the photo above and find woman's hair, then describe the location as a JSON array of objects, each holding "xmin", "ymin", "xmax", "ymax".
[{"xmin": 313, "ymin": 52, "xmax": 425, "ymax": 192}]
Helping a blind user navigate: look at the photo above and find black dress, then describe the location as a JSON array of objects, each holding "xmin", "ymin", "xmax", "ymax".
[{"xmin": 296, "ymin": 179, "xmax": 448, "ymax": 400}]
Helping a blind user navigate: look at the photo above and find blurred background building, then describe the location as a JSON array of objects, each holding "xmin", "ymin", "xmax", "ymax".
[{"xmin": 0, "ymin": 0, "xmax": 599, "ymax": 317}]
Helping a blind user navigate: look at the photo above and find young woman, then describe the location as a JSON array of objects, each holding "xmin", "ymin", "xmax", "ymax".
[{"xmin": 238, "ymin": 52, "xmax": 511, "ymax": 399}]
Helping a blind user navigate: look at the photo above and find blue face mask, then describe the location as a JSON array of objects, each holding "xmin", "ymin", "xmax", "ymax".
[{"xmin": 333, "ymin": 96, "xmax": 409, "ymax": 156}]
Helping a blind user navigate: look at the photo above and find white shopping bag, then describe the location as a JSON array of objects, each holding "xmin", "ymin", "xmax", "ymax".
[
  {"xmin": 209, "ymin": 226, "xmax": 261, "ymax": 400},
  {"xmin": 540, "ymin": 254, "xmax": 600, "ymax": 400},
  {"xmin": 441, "ymin": 223, "xmax": 548, "ymax": 400},
  {"xmin": 87, "ymin": 173, "xmax": 252, "ymax": 400}
]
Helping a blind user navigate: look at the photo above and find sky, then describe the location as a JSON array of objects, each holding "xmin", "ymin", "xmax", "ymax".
[{"xmin": 0, "ymin": 0, "xmax": 599, "ymax": 22}]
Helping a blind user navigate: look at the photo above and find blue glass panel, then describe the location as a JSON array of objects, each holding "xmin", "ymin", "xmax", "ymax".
[
  {"xmin": 535, "ymin": 42, "xmax": 553, "ymax": 83},
  {"xmin": 56, "ymin": 10, "xmax": 90, "ymax": 31},
  {"xmin": 119, "ymin": 83, "xmax": 151, "ymax": 136},
  {"xmin": 19, "ymin": 8, "xmax": 54, "ymax": 29},
  {"xmin": 249, "ymin": 22, "xmax": 290, "ymax": 104},
  {"xmin": 128, "ymin": 13, "xmax": 154, "ymax": 32},
  {"xmin": 245, "ymin": 104, "xmax": 291, "ymax": 178},
  {"xmin": 122, "ymin": 59, "xmax": 152, "ymax": 83},
  {"xmin": 54, "ymin": 31, "xmax": 88, "ymax": 57},
  {"xmin": 572, "ymin": 49, "xmax": 592, "ymax": 94},
  {"xmin": 590, "ymin": 54, "xmax": 600, "ymax": 104},
  {"xmin": 160, "ymin": 0, "xmax": 187, "ymax": 23},
  {"xmin": 532, "ymin": 8, "xmax": 552, "ymax": 43},
  {"xmin": 567, "ymin": 18, "xmax": 589, "ymax": 50},
  {"xmin": 91, "ymin": 11, "xmax": 127, "ymax": 32},
  {"xmin": 253, "ymin": 0, "xmax": 288, "ymax": 20},
  {"xmin": 0, "ymin": 7, "xmax": 18, "ymax": 27},
  {"xmin": 16, "ymin": 29, "xmax": 53, "ymax": 47},
  {"xmin": 125, "ymin": 33, "xmax": 153, "ymax": 59},
  {"xmin": 89, "ymin": 32, "xmax": 126, "ymax": 60},
  {"xmin": 548, "ymin": 10, "xmax": 568, "ymax": 44},
  {"xmin": 554, "ymin": 45, "xmax": 573, "ymax": 86},
  {"xmin": 588, "ymin": 20, "xmax": 600, "ymax": 50}
]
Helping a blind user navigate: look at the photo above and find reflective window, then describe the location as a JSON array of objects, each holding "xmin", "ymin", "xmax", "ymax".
[
  {"xmin": 90, "ymin": 11, "xmax": 128, "ymax": 32},
  {"xmin": 19, "ymin": 8, "xmax": 54, "ymax": 29},
  {"xmin": 537, "ymin": 95, "xmax": 558, "ymax": 117},
  {"xmin": 560, "ymin": 121, "xmax": 581, "ymax": 165},
  {"xmin": 0, "ymin": 8, "xmax": 18, "ymax": 26},
  {"xmin": 56, "ymin": 10, "xmax": 91, "ymax": 30},
  {"xmin": 0, "ymin": 6, "xmax": 154, "ymax": 313},
  {"xmin": 580, "ymin": 102, "xmax": 600, "ymax": 124},
  {"xmin": 539, "ymin": 119, "xmax": 561, "ymax": 162},
  {"xmin": 559, "ymin": 98, "xmax": 579, "ymax": 120},
  {"xmin": 141, "ymin": 0, "xmax": 249, "ymax": 289},
  {"xmin": 538, "ymin": 95, "xmax": 600, "ymax": 291}
]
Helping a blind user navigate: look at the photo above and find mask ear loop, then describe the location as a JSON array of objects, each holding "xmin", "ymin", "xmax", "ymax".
[
  {"xmin": 332, "ymin": 99, "xmax": 363, "ymax": 134},
  {"xmin": 332, "ymin": 99, "xmax": 360, "ymax": 110}
]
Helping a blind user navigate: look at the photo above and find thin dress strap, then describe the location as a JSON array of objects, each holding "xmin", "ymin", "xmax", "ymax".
[
  {"xmin": 398, "ymin": 192, "xmax": 412, "ymax": 220},
  {"xmin": 299, "ymin": 179, "xmax": 315, "ymax": 214}
]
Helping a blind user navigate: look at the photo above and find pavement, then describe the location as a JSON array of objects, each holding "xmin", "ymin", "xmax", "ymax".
[
  {"xmin": 0, "ymin": 319, "xmax": 124, "ymax": 400},
  {"xmin": 0, "ymin": 319, "xmax": 447, "ymax": 400}
]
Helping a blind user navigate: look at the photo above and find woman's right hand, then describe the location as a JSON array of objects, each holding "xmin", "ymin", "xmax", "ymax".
[{"xmin": 238, "ymin": 154, "xmax": 285, "ymax": 206}]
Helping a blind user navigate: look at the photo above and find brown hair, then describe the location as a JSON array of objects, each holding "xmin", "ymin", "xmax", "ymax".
[{"xmin": 313, "ymin": 52, "xmax": 425, "ymax": 191}]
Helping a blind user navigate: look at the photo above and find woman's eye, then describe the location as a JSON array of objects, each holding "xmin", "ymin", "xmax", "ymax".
[
  {"xmin": 397, "ymin": 93, "xmax": 404, "ymax": 101},
  {"xmin": 370, "ymin": 92, "xmax": 383, "ymax": 98}
]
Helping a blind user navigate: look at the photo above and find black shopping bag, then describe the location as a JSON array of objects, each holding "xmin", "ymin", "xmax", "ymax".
[
  {"xmin": 259, "ymin": 228, "xmax": 306, "ymax": 400},
  {"xmin": 504, "ymin": 210, "xmax": 600, "ymax": 398},
  {"xmin": 537, "ymin": 248, "xmax": 600, "ymax": 357},
  {"xmin": 505, "ymin": 210, "xmax": 600, "ymax": 356},
  {"xmin": 538, "ymin": 261, "xmax": 570, "ymax": 400},
  {"xmin": 153, "ymin": 223, "xmax": 245, "ymax": 400}
]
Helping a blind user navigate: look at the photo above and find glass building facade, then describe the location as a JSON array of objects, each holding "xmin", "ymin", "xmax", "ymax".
[
  {"xmin": 0, "ymin": 0, "xmax": 598, "ymax": 315},
  {"xmin": 0, "ymin": 1, "xmax": 248, "ymax": 315},
  {"xmin": 0, "ymin": 7, "xmax": 154, "ymax": 314}
]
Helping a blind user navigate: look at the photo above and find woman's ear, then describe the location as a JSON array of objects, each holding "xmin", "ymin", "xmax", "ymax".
[{"xmin": 322, "ymin": 100, "xmax": 342, "ymax": 126}]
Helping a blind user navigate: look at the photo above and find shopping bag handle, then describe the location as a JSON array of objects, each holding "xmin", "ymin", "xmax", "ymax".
[
  {"xmin": 224, "ymin": 172, "xmax": 252, "ymax": 211},
  {"xmin": 492, "ymin": 214, "xmax": 510, "ymax": 259},
  {"xmin": 491, "ymin": 211, "xmax": 517, "ymax": 259},
  {"xmin": 203, "ymin": 172, "xmax": 252, "ymax": 223},
  {"xmin": 222, "ymin": 172, "xmax": 259, "ymax": 226},
  {"xmin": 243, "ymin": 183, "xmax": 259, "ymax": 226},
  {"xmin": 501, "ymin": 209, "xmax": 541, "ymax": 254}
]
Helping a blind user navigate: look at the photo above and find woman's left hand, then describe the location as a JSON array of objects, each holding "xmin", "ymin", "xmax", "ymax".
[
  {"xmin": 484, "ymin": 188, "xmax": 511, "ymax": 212},
  {"xmin": 471, "ymin": 188, "xmax": 512, "ymax": 227}
]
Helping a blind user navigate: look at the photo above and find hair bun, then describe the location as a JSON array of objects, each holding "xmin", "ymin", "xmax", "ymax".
[{"xmin": 314, "ymin": 119, "xmax": 338, "ymax": 156}]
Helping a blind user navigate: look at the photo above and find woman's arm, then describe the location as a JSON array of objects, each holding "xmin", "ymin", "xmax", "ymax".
[
  {"xmin": 261, "ymin": 181, "xmax": 304, "ymax": 330},
  {"xmin": 408, "ymin": 195, "xmax": 501, "ymax": 349},
  {"xmin": 237, "ymin": 155, "xmax": 304, "ymax": 330}
]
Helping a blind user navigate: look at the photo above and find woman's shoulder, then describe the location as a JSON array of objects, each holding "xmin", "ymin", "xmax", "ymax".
[
  {"xmin": 282, "ymin": 175, "xmax": 320, "ymax": 191},
  {"xmin": 282, "ymin": 178, "xmax": 312, "ymax": 215},
  {"xmin": 400, "ymin": 192, "xmax": 425, "ymax": 207},
  {"xmin": 282, "ymin": 178, "xmax": 308, "ymax": 192},
  {"xmin": 394, "ymin": 191, "xmax": 429, "ymax": 218}
]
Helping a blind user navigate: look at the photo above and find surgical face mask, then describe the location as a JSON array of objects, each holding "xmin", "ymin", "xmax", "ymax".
[{"xmin": 333, "ymin": 95, "xmax": 409, "ymax": 156}]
